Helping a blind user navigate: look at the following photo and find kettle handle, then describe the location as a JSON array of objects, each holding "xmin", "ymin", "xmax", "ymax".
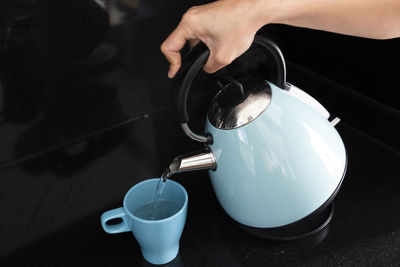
[{"xmin": 171, "ymin": 35, "xmax": 289, "ymax": 139}]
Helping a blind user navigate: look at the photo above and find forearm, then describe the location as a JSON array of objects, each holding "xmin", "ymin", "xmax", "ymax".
[{"xmin": 254, "ymin": 0, "xmax": 400, "ymax": 39}]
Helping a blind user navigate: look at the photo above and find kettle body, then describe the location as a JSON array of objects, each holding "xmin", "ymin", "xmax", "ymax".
[
  {"xmin": 206, "ymin": 82, "xmax": 346, "ymax": 228},
  {"xmin": 169, "ymin": 35, "xmax": 347, "ymax": 240}
]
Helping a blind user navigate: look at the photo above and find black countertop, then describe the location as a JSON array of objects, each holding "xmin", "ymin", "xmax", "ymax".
[
  {"xmin": 2, "ymin": 111, "xmax": 400, "ymax": 266},
  {"xmin": 1, "ymin": 0, "xmax": 400, "ymax": 266}
]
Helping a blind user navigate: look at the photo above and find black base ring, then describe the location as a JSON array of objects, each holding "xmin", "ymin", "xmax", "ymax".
[{"xmin": 236, "ymin": 203, "xmax": 335, "ymax": 241}]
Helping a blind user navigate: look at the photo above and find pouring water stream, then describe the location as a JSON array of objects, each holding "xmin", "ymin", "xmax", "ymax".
[{"xmin": 148, "ymin": 166, "xmax": 175, "ymax": 219}]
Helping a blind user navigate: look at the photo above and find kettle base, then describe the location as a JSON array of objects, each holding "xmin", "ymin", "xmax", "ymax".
[{"xmin": 236, "ymin": 203, "xmax": 334, "ymax": 241}]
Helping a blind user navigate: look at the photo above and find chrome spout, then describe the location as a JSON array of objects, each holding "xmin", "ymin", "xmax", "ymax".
[{"xmin": 169, "ymin": 148, "xmax": 217, "ymax": 176}]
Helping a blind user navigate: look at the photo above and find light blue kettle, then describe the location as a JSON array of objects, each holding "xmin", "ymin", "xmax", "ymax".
[{"xmin": 169, "ymin": 35, "xmax": 347, "ymax": 240}]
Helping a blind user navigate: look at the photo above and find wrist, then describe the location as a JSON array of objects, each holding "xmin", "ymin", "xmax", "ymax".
[{"xmin": 249, "ymin": 0, "xmax": 294, "ymax": 28}]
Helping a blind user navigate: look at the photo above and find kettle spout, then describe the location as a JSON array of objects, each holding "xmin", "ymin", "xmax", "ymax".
[{"xmin": 166, "ymin": 148, "xmax": 217, "ymax": 178}]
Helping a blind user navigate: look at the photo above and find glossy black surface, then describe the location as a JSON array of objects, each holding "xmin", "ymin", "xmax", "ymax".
[
  {"xmin": 1, "ymin": 0, "xmax": 400, "ymax": 266},
  {"xmin": 0, "ymin": 0, "xmax": 197, "ymax": 165},
  {"xmin": 2, "ymin": 121, "xmax": 400, "ymax": 266}
]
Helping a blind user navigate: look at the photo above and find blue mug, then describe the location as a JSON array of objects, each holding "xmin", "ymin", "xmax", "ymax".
[{"xmin": 101, "ymin": 178, "xmax": 188, "ymax": 265}]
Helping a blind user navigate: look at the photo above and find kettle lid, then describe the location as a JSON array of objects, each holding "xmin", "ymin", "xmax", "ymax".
[{"xmin": 208, "ymin": 77, "xmax": 271, "ymax": 130}]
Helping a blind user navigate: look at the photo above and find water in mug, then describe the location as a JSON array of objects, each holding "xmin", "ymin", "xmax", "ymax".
[{"xmin": 134, "ymin": 199, "xmax": 180, "ymax": 220}]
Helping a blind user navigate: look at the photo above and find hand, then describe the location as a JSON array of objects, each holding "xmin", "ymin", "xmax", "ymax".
[{"xmin": 160, "ymin": 0, "xmax": 265, "ymax": 78}]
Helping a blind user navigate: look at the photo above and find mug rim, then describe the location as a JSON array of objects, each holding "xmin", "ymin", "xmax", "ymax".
[{"xmin": 123, "ymin": 178, "xmax": 188, "ymax": 224}]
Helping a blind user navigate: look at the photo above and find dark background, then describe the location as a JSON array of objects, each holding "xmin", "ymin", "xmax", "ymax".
[{"xmin": 0, "ymin": 0, "xmax": 399, "ymax": 266}]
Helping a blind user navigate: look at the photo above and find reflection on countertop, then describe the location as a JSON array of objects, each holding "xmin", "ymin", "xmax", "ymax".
[{"xmin": 0, "ymin": 0, "xmax": 181, "ymax": 165}]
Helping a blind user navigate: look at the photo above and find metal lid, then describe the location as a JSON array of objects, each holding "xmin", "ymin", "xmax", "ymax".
[{"xmin": 207, "ymin": 78, "xmax": 271, "ymax": 130}]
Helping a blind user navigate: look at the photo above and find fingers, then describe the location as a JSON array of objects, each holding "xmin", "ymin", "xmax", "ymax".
[
  {"xmin": 203, "ymin": 48, "xmax": 235, "ymax": 74},
  {"xmin": 160, "ymin": 24, "xmax": 188, "ymax": 78},
  {"xmin": 203, "ymin": 38, "xmax": 254, "ymax": 74},
  {"xmin": 189, "ymin": 39, "xmax": 200, "ymax": 48}
]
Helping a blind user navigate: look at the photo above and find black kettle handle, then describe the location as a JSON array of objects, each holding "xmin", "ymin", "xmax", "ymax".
[{"xmin": 171, "ymin": 35, "xmax": 289, "ymax": 124}]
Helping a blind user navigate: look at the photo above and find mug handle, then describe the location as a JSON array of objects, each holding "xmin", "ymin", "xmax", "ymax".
[{"xmin": 101, "ymin": 207, "xmax": 130, "ymax": 234}]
